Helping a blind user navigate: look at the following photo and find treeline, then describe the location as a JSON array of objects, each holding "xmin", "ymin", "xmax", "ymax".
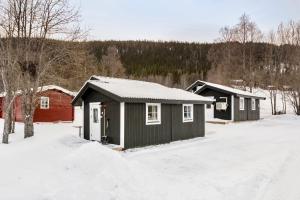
[
  {"xmin": 46, "ymin": 41, "xmax": 213, "ymax": 90},
  {"xmin": 46, "ymin": 40, "xmax": 291, "ymax": 89},
  {"xmin": 89, "ymin": 41, "xmax": 212, "ymax": 78}
]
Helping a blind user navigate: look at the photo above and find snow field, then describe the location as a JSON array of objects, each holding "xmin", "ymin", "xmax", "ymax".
[{"xmin": 0, "ymin": 89, "xmax": 299, "ymax": 200}]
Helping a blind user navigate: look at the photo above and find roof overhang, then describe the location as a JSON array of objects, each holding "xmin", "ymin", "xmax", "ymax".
[
  {"xmin": 72, "ymin": 82, "xmax": 122, "ymax": 106},
  {"xmin": 195, "ymin": 84, "xmax": 266, "ymax": 100},
  {"xmin": 186, "ymin": 80, "xmax": 202, "ymax": 91}
]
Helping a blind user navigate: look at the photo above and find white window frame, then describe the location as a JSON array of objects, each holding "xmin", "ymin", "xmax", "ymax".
[
  {"xmin": 239, "ymin": 97, "xmax": 245, "ymax": 111},
  {"xmin": 182, "ymin": 104, "xmax": 194, "ymax": 123},
  {"xmin": 146, "ymin": 103, "xmax": 161, "ymax": 125},
  {"xmin": 251, "ymin": 98, "xmax": 256, "ymax": 110},
  {"xmin": 40, "ymin": 97, "xmax": 50, "ymax": 109}
]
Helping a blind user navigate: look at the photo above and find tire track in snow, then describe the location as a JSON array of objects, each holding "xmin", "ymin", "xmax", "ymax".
[{"xmin": 258, "ymin": 150, "xmax": 300, "ymax": 200}]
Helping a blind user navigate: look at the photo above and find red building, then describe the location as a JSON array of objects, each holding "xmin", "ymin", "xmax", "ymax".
[{"xmin": 0, "ymin": 85, "xmax": 75, "ymax": 122}]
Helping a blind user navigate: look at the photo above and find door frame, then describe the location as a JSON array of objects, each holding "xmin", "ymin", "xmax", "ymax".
[{"xmin": 89, "ymin": 102, "xmax": 101, "ymax": 141}]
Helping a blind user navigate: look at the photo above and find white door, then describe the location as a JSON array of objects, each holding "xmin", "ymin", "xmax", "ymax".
[
  {"xmin": 90, "ymin": 102, "xmax": 101, "ymax": 141},
  {"xmin": 206, "ymin": 96, "xmax": 215, "ymax": 120},
  {"xmin": 206, "ymin": 104, "xmax": 215, "ymax": 120}
]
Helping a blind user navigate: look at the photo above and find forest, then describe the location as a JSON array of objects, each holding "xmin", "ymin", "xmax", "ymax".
[{"xmin": 46, "ymin": 40, "xmax": 289, "ymax": 88}]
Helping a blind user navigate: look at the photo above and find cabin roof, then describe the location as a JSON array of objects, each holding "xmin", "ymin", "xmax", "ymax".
[
  {"xmin": 0, "ymin": 85, "xmax": 76, "ymax": 98},
  {"xmin": 187, "ymin": 80, "xmax": 266, "ymax": 100},
  {"xmin": 72, "ymin": 76, "xmax": 215, "ymax": 105}
]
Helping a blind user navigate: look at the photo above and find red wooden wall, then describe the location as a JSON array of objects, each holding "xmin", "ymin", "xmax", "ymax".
[
  {"xmin": 0, "ymin": 97, "xmax": 3, "ymax": 118},
  {"xmin": 1, "ymin": 89, "xmax": 74, "ymax": 122}
]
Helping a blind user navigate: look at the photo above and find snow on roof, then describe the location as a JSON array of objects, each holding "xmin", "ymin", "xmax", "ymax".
[
  {"xmin": 195, "ymin": 80, "xmax": 266, "ymax": 99},
  {"xmin": 87, "ymin": 76, "xmax": 214, "ymax": 103},
  {"xmin": 38, "ymin": 85, "xmax": 76, "ymax": 96},
  {"xmin": 0, "ymin": 85, "xmax": 76, "ymax": 97}
]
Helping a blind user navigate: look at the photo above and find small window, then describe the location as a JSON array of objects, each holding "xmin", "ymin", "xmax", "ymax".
[
  {"xmin": 219, "ymin": 97, "xmax": 228, "ymax": 103},
  {"xmin": 206, "ymin": 104, "xmax": 211, "ymax": 109},
  {"xmin": 146, "ymin": 103, "xmax": 161, "ymax": 125},
  {"xmin": 251, "ymin": 98, "xmax": 256, "ymax": 110},
  {"xmin": 183, "ymin": 104, "xmax": 193, "ymax": 122},
  {"xmin": 40, "ymin": 97, "xmax": 49, "ymax": 109},
  {"xmin": 239, "ymin": 97, "xmax": 245, "ymax": 111},
  {"xmin": 93, "ymin": 108, "xmax": 99, "ymax": 123}
]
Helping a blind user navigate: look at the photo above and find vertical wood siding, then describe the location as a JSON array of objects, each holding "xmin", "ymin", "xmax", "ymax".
[
  {"xmin": 199, "ymin": 88, "xmax": 232, "ymax": 120},
  {"xmin": 83, "ymin": 88, "xmax": 120, "ymax": 144},
  {"xmin": 171, "ymin": 104, "xmax": 205, "ymax": 141},
  {"xmin": 1, "ymin": 90, "xmax": 74, "ymax": 122},
  {"xmin": 234, "ymin": 97, "xmax": 260, "ymax": 121},
  {"xmin": 124, "ymin": 103, "xmax": 205, "ymax": 149}
]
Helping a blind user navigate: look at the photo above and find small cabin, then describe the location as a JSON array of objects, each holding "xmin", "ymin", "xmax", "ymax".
[
  {"xmin": 186, "ymin": 80, "xmax": 266, "ymax": 121},
  {"xmin": 0, "ymin": 85, "xmax": 75, "ymax": 122},
  {"xmin": 72, "ymin": 76, "xmax": 214, "ymax": 149}
]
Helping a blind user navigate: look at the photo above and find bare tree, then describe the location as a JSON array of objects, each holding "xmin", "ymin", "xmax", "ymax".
[
  {"xmin": 281, "ymin": 20, "xmax": 300, "ymax": 115},
  {"xmin": 101, "ymin": 46, "xmax": 126, "ymax": 77},
  {"xmin": 233, "ymin": 14, "xmax": 263, "ymax": 91},
  {"xmin": 0, "ymin": 0, "xmax": 80, "ymax": 139},
  {"xmin": 0, "ymin": 2, "xmax": 22, "ymax": 143}
]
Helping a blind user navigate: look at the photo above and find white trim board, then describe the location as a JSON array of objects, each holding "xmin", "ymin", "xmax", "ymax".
[
  {"xmin": 231, "ymin": 95, "xmax": 235, "ymax": 121},
  {"xmin": 120, "ymin": 102, "xmax": 125, "ymax": 148},
  {"xmin": 82, "ymin": 100, "xmax": 84, "ymax": 138}
]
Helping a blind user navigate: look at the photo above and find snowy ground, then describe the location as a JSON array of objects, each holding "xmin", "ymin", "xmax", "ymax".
[{"xmin": 0, "ymin": 90, "xmax": 300, "ymax": 200}]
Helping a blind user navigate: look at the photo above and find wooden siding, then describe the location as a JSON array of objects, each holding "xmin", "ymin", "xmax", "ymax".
[
  {"xmin": 199, "ymin": 88, "xmax": 232, "ymax": 120},
  {"xmin": 0, "ymin": 97, "xmax": 3, "ymax": 118},
  {"xmin": 33, "ymin": 90, "xmax": 74, "ymax": 122},
  {"xmin": 171, "ymin": 104, "xmax": 205, "ymax": 141},
  {"xmin": 1, "ymin": 90, "xmax": 74, "ymax": 122},
  {"xmin": 124, "ymin": 103, "xmax": 205, "ymax": 149},
  {"xmin": 82, "ymin": 88, "xmax": 120, "ymax": 145},
  {"xmin": 234, "ymin": 97, "xmax": 260, "ymax": 121}
]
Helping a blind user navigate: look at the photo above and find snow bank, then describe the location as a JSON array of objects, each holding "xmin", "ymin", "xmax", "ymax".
[{"xmin": 253, "ymin": 89, "xmax": 295, "ymax": 117}]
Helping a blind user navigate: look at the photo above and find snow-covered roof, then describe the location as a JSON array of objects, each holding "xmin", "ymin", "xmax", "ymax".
[
  {"xmin": 190, "ymin": 80, "xmax": 265, "ymax": 99},
  {"xmin": 73, "ymin": 76, "xmax": 214, "ymax": 104},
  {"xmin": 37, "ymin": 85, "xmax": 76, "ymax": 96},
  {"xmin": 0, "ymin": 85, "xmax": 76, "ymax": 97}
]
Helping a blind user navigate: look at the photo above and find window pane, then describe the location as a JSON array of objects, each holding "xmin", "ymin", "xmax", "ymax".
[
  {"xmin": 148, "ymin": 106, "xmax": 152, "ymax": 113},
  {"xmin": 93, "ymin": 108, "xmax": 99, "ymax": 123},
  {"xmin": 152, "ymin": 106, "xmax": 157, "ymax": 113},
  {"xmin": 183, "ymin": 105, "xmax": 193, "ymax": 121},
  {"xmin": 148, "ymin": 105, "xmax": 158, "ymax": 121}
]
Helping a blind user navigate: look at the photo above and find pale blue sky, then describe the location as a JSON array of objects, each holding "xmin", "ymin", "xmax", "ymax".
[{"xmin": 72, "ymin": 0, "xmax": 300, "ymax": 42}]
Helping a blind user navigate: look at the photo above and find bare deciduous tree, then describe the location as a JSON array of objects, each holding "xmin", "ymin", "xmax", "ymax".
[
  {"xmin": 1, "ymin": 0, "xmax": 80, "ymax": 140},
  {"xmin": 101, "ymin": 46, "xmax": 126, "ymax": 77},
  {"xmin": 0, "ymin": 2, "xmax": 22, "ymax": 143}
]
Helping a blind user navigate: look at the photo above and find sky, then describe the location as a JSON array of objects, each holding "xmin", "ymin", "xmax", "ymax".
[{"xmin": 72, "ymin": 0, "xmax": 300, "ymax": 42}]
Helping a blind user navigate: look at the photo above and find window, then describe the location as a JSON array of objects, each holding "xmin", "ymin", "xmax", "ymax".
[
  {"xmin": 239, "ymin": 97, "xmax": 245, "ymax": 111},
  {"xmin": 183, "ymin": 104, "xmax": 193, "ymax": 122},
  {"xmin": 251, "ymin": 98, "xmax": 256, "ymax": 110},
  {"xmin": 146, "ymin": 103, "xmax": 161, "ymax": 125},
  {"xmin": 40, "ymin": 97, "xmax": 49, "ymax": 109},
  {"xmin": 219, "ymin": 97, "xmax": 228, "ymax": 103},
  {"xmin": 93, "ymin": 108, "xmax": 99, "ymax": 123}
]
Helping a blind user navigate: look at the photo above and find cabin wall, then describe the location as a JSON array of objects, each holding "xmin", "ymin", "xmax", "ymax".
[
  {"xmin": 0, "ymin": 97, "xmax": 3, "ymax": 118},
  {"xmin": 82, "ymin": 88, "xmax": 120, "ymax": 145},
  {"xmin": 124, "ymin": 103, "xmax": 205, "ymax": 149},
  {"xmin": 199, "ymin": 88, "xmax": 232, "ymax": 120},
  {"xmin": 33, "ymin": 90, "xmax": 74, "ymax": 122},
  {"xmin": 234, "ymin": 97, "xmax": 260, "ymax": 121},
  {"xmin": 171, "ymin": 104, "xmax": 205, "ymax": 141},
  {"xmin": 11, "ymin": 90, "xmax": 74, "ymax": 122}
]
